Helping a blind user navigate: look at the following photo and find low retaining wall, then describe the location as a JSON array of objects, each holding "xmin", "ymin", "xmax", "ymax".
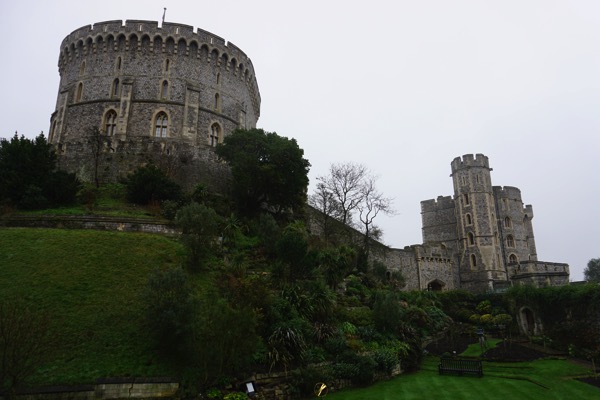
[
  {"xmin": 1, "ymin": 378, "xmax": 178, "ymax": 400},
  {"xmin": 244, "ymin": 361, "xmax": 403, "ymax": 399},
  {"xmin": 0, "ymin": 215, "xmax": 179, "ymax": 235}
]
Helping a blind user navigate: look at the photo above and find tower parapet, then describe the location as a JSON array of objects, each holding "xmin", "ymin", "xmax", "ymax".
[
  {"xmin": 421, "ymin": 196, "xmax": 457, "ymax": 244},
  {"xmin": 450, "ymin": 153, "xmax": 492, "ymax": 175},
  {"xmin": 493, "ymin": 186, "xmax": 522, "ymax": 200}
]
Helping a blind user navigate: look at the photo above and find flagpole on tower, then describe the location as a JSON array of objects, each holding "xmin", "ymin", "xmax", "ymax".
[{"xmin": 162, "ymin": 8, "xmax": 167, "ymax": 24}]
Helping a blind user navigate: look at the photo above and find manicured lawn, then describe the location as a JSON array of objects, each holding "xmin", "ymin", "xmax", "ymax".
[
  {"xmin": 459, "ymin": 338, "xmax": 501, "ymax": 358},
  {"xmin": 327, "ymin": 352, "xmax": 597, "ymax": 399}
]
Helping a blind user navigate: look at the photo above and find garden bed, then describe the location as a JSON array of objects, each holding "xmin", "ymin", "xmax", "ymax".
[
  {"xmin": 426, "ymin": 337, "xmax": 550, "ymax": 362},
  {"xmin": 577, "ymin": 376, "xmax": 600, "ymax": 389},
  {"xmin": 482, "ymin": 341, "xmax": 548, "ymax": 362},
  {"xmin": 425, "ymin": 335, "xmax": 477, "ymax": 356}
]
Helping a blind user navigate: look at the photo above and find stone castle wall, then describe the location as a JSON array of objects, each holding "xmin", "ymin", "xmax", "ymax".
[
  {"xmin": 508, "ymin": 261, "xmax": 570, "ymax": 287},
  {"xmin": 49, "ymin": 20, "xmax": 260, "ymax": 190},
  {"xmin": 421, "ymin": 196, "xmax": 457, "ymax": 244},
  {"xmin": 387, "ymin": 154, "xmax": 569, "ymax": 293},
  {"xmin": 493, "ymin": 186, "xmax": 538, "ymax": 264}
]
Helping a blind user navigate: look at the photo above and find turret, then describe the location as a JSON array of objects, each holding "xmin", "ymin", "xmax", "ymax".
[{"xmin": 451, "ymin": 154, "xmax": 506, "ymax": 291}]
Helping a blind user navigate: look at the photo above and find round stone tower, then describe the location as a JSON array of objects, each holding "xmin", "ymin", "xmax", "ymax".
[
  {"xmin": 451, "ymin": 154, "xmax": 507, "ymax": 291},
  {"xmin": 49, "ymin": 20, "xmax": 261, "ymax": 190},
  {"xmin": 493, "ymin": 186, "xmax": 538, "ymax": 266}
]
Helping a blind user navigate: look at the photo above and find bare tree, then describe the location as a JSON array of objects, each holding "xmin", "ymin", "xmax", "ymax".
[
  {"xmin": 86, "ymin": 126, "xmax": 110, "ymax": 188},
  {"xmin": 313, "ymin": 162, "xmax": 395, "ymax": 256},
  {"xmin": 315, "ymin": 162, "xmax": 368, "ymax": 226},
  {"xmin": 308, "ymin": 181, "xmax": 342, "ymax": 240},
  {"xmin": 357, "ymin": 175, "xmax": 395, "ymax": 258}
]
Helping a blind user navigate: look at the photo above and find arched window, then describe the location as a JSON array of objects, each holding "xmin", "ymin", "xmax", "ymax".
[
  {"xmin": 209, "ymin": 123, "xmax": 221, "ymax": 147},
  {"xmin": 216, "ymin": 72, "xmax": 221, "ymax": 85},
  {"xmin": 470, "ymin": 254, "xmax": 477, "ymax": 268},
  {"xmin": 504, "ymin": 217, "xmax": 512, "ymax": 228},
  {"xmin": 468, "ymin": 232, "xmax": 475, "ymax": 246},
  {"xmin": 75, "ymin": 82, "xmax": 83, "ymax": 102},
  {"xmin": 464, "ymin": 193, "xmax": 470, "ymax": 205},
  {"xmin": 509, "ymin": 254, "xmax": 518, "ymax": 264},
  {"xmin": 116, "ymin": 56, "xmax": 122, "ymax": 70},
  {"xmin": 154, "ymin": 112, "xmax": 168, "ymax": 137},
  {"xmin": 165, "ymin": 59, "xmax": 170, "ymax": 72},
  {"xmin": 104, "ymin": 110, "xmax": 117, "ymax": 136},
  {"xmin": 506, "ymin": 235, "xmax": 515, "ymax": 248},
  {"xmin": 161, "ymin": 80, "xmax": 169, "ymax": 100},
  {"xmin": 79, "ymin": 61, "xmax": 86, "ymax": 76},
  {"xmin": 466, "ymin": 213, "xmax": 472, "ymax": 225},
  {"xmin": 112, "ymin": 78, "xmax": 120, "ymax": 97}
]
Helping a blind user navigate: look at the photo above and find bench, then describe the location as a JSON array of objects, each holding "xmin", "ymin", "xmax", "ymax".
[{"xmin": 438, "ymin": 358, "xmax": 483, "ymax": 377}]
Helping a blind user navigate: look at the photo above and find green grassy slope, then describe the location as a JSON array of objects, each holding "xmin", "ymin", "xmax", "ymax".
[{"xmin": 0, "ymin": 228, "xmax": 189, "ymax": 385}]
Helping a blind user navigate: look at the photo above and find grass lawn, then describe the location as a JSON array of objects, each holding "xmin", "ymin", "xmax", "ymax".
[
  {"xmin": 0, "ymin": 227, "xmax": 200, "ymax": 385},
  {"xmin": 14, "ymin": 184, "xmax": 162, "ymax": 219},
  {"xmin": 327, "ymin": 348, "xmax": 597, "ymax": 399}
]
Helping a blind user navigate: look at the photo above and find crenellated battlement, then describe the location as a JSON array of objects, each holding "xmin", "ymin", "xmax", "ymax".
[
  {"xmin": 421, "ymin": 196, "xmax": 454, "ymax": 213},
  {"xmin": 61, "ymin": 20, "xmax": 241, "ymax": 59},
  {"xmin": 56, "ymin": 19, "xmax": 260, "ymax": 122},
  {"xmin": 450, "ymin": 153, "xmax": 491, "ymax": 173},
  {"xmin": 58, "ymin": 20, "xmax": 259, "ymax": 104},
  {"xmin": 493, "ymin": 185, "xmax": 522, "ymax": 199}
]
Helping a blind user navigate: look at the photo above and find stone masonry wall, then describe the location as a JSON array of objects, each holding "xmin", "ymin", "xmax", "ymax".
[{"xmin": 50, "ymin": 20, "xmax": 260, "ymax": 189}]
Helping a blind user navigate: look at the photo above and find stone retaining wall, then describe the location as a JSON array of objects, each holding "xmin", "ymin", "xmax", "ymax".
[
  {"xmin": 0, "ymin": 214, "xmax": 179, "ymax": 235},
  {"xmin": 1, "ymin": 378, "xmax": 178, "ymax": 400}
]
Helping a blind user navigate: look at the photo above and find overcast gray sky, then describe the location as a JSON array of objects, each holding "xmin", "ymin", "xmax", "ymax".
[{"xmin": 3, "ymin": 0, "xmax": 599, "ymax": 281}]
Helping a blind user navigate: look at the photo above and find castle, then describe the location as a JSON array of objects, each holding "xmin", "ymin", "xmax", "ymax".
[
  {"xmin": 48, "ymin": 22, "xmax": 569, "ymax": 293},
  {"xmin": 383, "ymin": 154, "xmax": 569, "ymax": 293},
  {"xmin": 49, "ymin": 20, "xmax": 260, "ymax": 191}
]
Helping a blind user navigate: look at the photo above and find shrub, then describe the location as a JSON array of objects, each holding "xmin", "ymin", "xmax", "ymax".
[
  {"xmin": 324, "ymin": 333, "xmax": 348, "ymax": 356},
  {"xmin": 142, "ymin": 267, "xmax": 193, "ymax": 354},
  {"xmin": 161, "ymin": 200, "xmax": 181, "ymax": 220},
  {"xmin": 19, "ymin": 184, "xmax": 47, "ymax": 210},
  {"xmin": 77, "ymin": 183, "xmax": 99, "ymax": 212},
  {"xmin": 206, "ymin": 388, "xmax": 222, "ymax": 399},
  {"xmin": 223, "ymin": 392, "xmax": 248, "ymax": 400},
  {"xmin": 334, "ymin": 352, "xmax": 377, "ymax": 385},
  {"xmin": 102, "ymin": 183, "xmax": 127, "ymax": 200},
  {"xmin": 0, "ymin": 133, "xmax": 55, "ymax": 209},
  {"xmin": 373, "ymin": 347, "xmax": 399, "ymax": 374},
  {"xmin": 253, "ymin": 213, "xmax": 280, "ymax": 255},
  {"xmin": 292, "ymin": 365, "xmax": 333, "ymax": 398},
  {"xmin": 126, "ymin": 165, "xmax": 182, "ymax": 205},
  {"xmin": 44, "ymin": 170, "xmax": 81, "ymax": 206},
  {"xmin": 175, "ymin": 203, "xmax": 223, "ymax": 270}
]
